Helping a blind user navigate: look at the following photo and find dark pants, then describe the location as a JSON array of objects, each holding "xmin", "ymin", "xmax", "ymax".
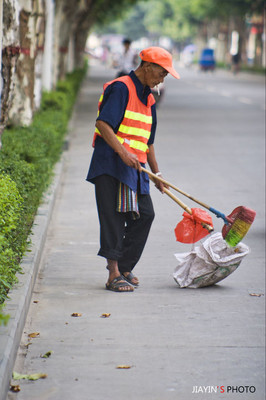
[{"xmin": 94, "ymin": 175, "xmax": 155, "ymax": 273}]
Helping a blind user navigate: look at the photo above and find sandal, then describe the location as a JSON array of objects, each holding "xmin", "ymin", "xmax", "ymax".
[
  {"xmin": 122, "ymin": 272, "xmax": 139, "ymax": 287},
  {"xmin": 106, "ymin": 276, "xmax": 134, "ymax": 292}
]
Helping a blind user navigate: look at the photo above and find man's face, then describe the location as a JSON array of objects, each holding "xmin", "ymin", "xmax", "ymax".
[
  {"xmin": 124, "ymin": 43, "xmax": 130, "ymax": 51},
  {"xmin": 145, "ymin": 63, "xmax": 168, "ymax": 88}
]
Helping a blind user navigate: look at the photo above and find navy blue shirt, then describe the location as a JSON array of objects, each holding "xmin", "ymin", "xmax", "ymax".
[{"xmin": 86, "ymin": 71, "xmax": 157, "ymax": 194}]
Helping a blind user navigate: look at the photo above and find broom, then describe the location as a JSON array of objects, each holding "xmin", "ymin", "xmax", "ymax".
[{"xmin": 142, "ymin": 168, "xmax": 256, "ymax": 247}]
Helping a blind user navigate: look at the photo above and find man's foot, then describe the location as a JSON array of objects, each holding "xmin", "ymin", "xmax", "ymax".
[
  {"xmin": 106, "ymin": 276, "xmax": 134, "ymax": 292},
  {"xmin": 122, "ymin": 272, "xmax": 139, "ymax": 286}
]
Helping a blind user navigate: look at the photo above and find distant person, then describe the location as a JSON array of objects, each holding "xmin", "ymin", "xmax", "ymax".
[
  {"xmin": 86, "ymin": 47, "xmax": 180, "ymax": 292},
  {"xmin": 231, "ymin": 52, "xmax": 241, "ymax": 74},
  {"xmin": 116, "ymin": 38, "xmax": 138, "ymax": 78}
]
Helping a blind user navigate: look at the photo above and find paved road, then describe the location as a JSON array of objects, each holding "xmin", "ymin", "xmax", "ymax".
[{"xmin": 8, "ymin": 64, "xmax": 265, "ymax": 400}]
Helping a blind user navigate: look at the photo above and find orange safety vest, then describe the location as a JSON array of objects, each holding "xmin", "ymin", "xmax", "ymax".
[{"xmin": 92, "ymin": 75, "xmax": 155, "ymax": 163}]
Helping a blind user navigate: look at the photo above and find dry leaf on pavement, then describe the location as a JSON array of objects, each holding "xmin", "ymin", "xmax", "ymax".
[
  {"xmin": 10, "ymin": 384, "xmax": 21, "ymax": 392},
  {"xmin": 12, "ymin": 372, "xmax": 47, "ymax": 381},
  {"xmin": 40, "ymin": 351, "xmax": 53, "ymax": 358},
  {"xmin": 28, "ymin": 332, "xmax": 40, "ymax": 338}
]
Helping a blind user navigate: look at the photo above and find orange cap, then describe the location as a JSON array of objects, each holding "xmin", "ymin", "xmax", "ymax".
[{"xmin": 139, "ymin": 46, "xmax": 180, "ymax": 79}]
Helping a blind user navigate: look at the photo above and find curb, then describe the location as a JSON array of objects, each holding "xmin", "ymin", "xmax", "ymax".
[{"xmin": 0, "ymin": 158, "xmax": 65, "ymax": 400}]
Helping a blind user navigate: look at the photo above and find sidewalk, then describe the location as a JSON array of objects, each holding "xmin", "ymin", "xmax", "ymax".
[{"xmin": 2, "ymin": 64, "xmax": 265, "ymax": 400}]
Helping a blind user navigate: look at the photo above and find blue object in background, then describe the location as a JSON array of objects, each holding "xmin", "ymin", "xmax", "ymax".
[{"xmin": 199, "ymin": 48, "xmax": 216, "ymax": 70}]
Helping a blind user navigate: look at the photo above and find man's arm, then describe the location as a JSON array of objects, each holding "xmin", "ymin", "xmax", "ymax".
[
  {"xmin": 95, "ymin": 120, "xmax": 141, "ymax": 171},
  {"xmin": 147, "ymin": 144, "xmax": 168, "ymax": 193},
  {"xmin": 147, "ymin": 144, "xmax": 159, "ymax": 174}
]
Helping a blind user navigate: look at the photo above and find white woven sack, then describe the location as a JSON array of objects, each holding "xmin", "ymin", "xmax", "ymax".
[{"xmin": 173, "ymin": 232, "xmax": 250, "ymax": 288}]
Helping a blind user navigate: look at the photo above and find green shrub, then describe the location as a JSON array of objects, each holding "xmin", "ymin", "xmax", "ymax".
[
  {"xmin": 0, "ymin": 304, "xmax": 9, "ymax": 326},
  {"xmin": 0, "ymin": 174, "xmax": 23, "ymax": 304},
  {"xmin": 41, "ymin": 91, "xmax": 69, "ymax": 112},
  {"xmin": 0, "ymin": 65, "xmax": 87, "ymax": 322}
]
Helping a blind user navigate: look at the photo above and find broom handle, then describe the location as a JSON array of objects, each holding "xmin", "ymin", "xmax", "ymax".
[
  {"xmin": 142, "ymin": 167, "xmax": 209, "ymax": 208},
  {"xmin": 146, "ymin": 171, "xmax": 213, "ymax": 233},
  {"xmin": 141, "ymin": 167, "xmax": 228, "ymax": 224},
  {"xmin": 163, "ymin": 188, "xmax": 192, "ymax": 214}
]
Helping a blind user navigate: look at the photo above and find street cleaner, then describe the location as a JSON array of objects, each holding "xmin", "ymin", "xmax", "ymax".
[{"xmin": 86, "ymin": 47, "xmax": 180, "ymax": 292}]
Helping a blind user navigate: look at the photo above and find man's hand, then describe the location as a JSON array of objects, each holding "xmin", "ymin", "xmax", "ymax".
[
  {"xmin": 119, "ymin": 149, "xmax": 141, "ymax": 171},
  {"xmin": 95, "ymin": 120, "xmax": 141, "ymax": 172},
  {"xmin": 154, "ymin": 175, "xmax": 169, "ymax": 193}
]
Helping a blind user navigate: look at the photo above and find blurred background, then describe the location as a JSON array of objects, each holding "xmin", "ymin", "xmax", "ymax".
[
  {"xmin": 0, "ymin": 2, "xmax": 265, "ymax": 392},
  {"xmin": 86, "ymin": 0, "xmax": 265, "ymax": 74},
  {"xmin": 0, "ymin": 0, "xmax": 265, "ymax": 138}
]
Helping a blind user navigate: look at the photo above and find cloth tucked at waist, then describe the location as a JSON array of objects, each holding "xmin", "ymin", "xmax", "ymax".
[{"xmin": 117, "ymin": 182, "xmax": 139, "ymax": 220}]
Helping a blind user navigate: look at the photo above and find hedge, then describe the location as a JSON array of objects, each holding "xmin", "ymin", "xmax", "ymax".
[{"xmin": 0, "ymin": 66, "xmax": 87, "ymax": 325}]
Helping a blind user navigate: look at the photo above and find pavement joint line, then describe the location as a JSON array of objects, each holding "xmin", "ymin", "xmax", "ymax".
[{"xmin": 0, "ymin": 157, "xmax": 65, "ymax": 400}]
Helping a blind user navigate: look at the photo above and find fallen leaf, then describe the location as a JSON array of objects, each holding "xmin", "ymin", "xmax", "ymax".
[
  {"xmin": 13, "ymin": 371, "xmax": 47, "ymax": 381},
  {"xmin": 249, "ymin": 293, "xmax": 264, "ymax": 297},
  {"xmin": 10, "ymin": 384, "xmax": 20, "ymax": 392},
  {"xmin": 40, "ymin": 351, "xmax": 53, "ymax": 358},
  {"xmin": 116, "ymin": 365, "xmax": 132, "ymax": 369},
  {"xmin": 71, "ymin": 313, "xmax": 82, "ymax": 317},
  {"xmin": 28, "ymin": 332, "xmax": 40, "ymax": 338},
  {"xmin": 101, "ymin": 313, "xmax": 111, "ymax": 318}
]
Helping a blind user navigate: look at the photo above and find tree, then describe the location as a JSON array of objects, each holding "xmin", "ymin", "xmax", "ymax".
[
  {"xmin": 55, "ymin": 0, "xmax": 139, "ymax": 74},
  {"xmin": 93, "ymin": 0, "xmax": 265, "ymax": 65},
  {"xmin": 0, "ymin": 0, "xmax": 140, "ymax": 140},
  {"xmin": 189, "ymin": 0, "xmax": 265, "ymax": 63},
  {"xmin": 0, "ymin": 0, "xmax": 264, "ymax": 142},
  {"xmin": 94, "ymin": 0, "xmax": 197, "ymax": 45},
  {"xmin": 8, "ymin": 0, "xmax": 45, "ymax": 126},
  {"xmin": 1, "ymin": 0, "xmax": 20, "ymax": 139}
]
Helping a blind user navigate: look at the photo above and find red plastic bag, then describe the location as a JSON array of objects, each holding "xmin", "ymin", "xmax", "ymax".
[{"xmin": 175, "ymin": 208, "xmax": 213, "ymax": 244}]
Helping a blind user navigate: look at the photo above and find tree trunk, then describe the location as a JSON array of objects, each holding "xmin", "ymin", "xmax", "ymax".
[
  {"xmin": 8, "ymin": 1, "xmax": 43, "ymax": 126},
  {"xmin": 42, "ymin": 0, "xmax": 54, "ymax": 91},
  {"xmin": 74, "ymin": 28, "xmax": 89, "ymax": 69},
  {"xmin": 228, "ymin": 15, "xmax": 247, "ymax": 64},
  {"xmin": 0, "ymin": 0, "xmax": 20, "ymax": 143},
  {"xmin": 34, "ymin": 0, "xmax": 45, "ymax": 108},
  {"xmin": 194, "ymin": 21, "xmax": 208, "ymax": 59},
  {"xmin": 56, "ymin": 0, "xmax": 94, "ymax": 77}
]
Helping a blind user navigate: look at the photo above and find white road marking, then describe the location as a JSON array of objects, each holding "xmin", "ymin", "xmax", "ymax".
[
  {"xmin": 237, "ymin": 96, "xmax": 253, "ymax": 104},
  {"xmin": 206, "ymin": 86, "xmax": 216, "ymax": 92},
  {"xmin": 221, "ymin": 90, "xmax": 231, "ymax": 97},
  {"xmin": 185, "ymin": 80, "xmax": 260, "ymax": 108}
]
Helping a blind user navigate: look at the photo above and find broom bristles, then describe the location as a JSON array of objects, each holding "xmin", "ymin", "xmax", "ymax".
[{"xmin": 222, "ymin": 206, "xmax": 256, "ymax": 247}]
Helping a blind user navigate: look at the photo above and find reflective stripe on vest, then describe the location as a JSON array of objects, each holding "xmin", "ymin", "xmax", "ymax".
[
  {"xmin": 119, "ymin": 124, "xmax": 151, "ymax": 139},
  {"xmin": 116, "ymin": 136, "xmax": 149, "ymax": 152},
  {"xmin": 92, "ymin": 75, "xmax": 155, "ymax": 163},
  {"xmin": 124, "ymin": 109, "xmax": 152, "ymax": 124}
]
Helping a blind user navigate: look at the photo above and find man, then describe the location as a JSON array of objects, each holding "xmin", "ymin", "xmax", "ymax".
[
  {"xmin": 116, "ymin": 38, "xmax": 138, "ymax": 78},
  {"xmin": 87, "ymin": 47, "xmax": 180, "ymax": 292}
]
